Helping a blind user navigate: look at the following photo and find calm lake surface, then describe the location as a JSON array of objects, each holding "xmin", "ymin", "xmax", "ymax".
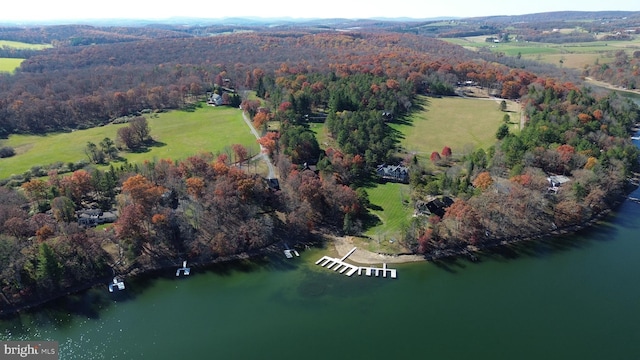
[
  {"xmin": 3, "ymin": 199, "xmax": 640, "ymax": 359},
  {"xmin": 2, "ymin": 95, "xmax": 640, "ymax": 360}
]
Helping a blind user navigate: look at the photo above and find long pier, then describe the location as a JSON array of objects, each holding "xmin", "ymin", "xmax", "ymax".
[{"xmin": 314, "ymin": 247, "xmax": 397, "ymax": 279}]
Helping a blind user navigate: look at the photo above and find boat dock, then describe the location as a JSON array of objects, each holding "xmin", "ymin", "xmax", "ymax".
[
  {"xmin": 284, "ymin": 249, "xmax": 300, "ymax": 258},
  {"xmin": 315, "ymin": 247, "xmax": 397, "ymax": 279},
  {"xmin": 108, "ymin": 277, "xmax": 125, "ymax": 292},
  {"xmin": 284, "ymin": 243, "xmax": 300, "ymax": 258},
  {"xmin": 176, "ymin": 261, "xmax": 191, "ymax": 276}
]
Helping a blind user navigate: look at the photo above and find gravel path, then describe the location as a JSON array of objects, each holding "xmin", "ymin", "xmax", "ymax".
[{"xmin": 242, "ymin": 110, "xmax": 276, "ymax": 178}]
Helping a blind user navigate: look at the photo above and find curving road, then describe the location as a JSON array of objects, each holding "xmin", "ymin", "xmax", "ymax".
[{"xmin": 242, "ymin": 111, "xmax": 276, "ymax": 179}]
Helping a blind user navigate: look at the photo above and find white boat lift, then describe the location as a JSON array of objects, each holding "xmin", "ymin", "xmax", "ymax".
[
  {"xmin": 176, "ymin": 261, "xmax": 191, "ymax": 276},
  {"xmin": 108, "ymin": 277, "xmax": 125, "ymax": 292}
]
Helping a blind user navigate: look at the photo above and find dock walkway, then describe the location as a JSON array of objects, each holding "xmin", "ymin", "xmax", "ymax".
[{"xmin": 315, "ymin": 247, "xmax": 397, "ymax": 279}]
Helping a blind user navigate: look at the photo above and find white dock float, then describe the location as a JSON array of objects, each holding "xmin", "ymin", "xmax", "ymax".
[{"xmin": 345, "ymin": 267, "xmax": 359, "ymax": 277}]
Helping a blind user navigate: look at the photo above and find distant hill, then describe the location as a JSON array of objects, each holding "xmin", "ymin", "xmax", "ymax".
[{"xmin": 469, "ymin": 11, "xmax": 640, "ymax": 23}]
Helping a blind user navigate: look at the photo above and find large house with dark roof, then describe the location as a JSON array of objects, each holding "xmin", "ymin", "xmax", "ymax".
[{"xmin": 376, "ymin": 164, "xmax": 409, "ymax": 183}]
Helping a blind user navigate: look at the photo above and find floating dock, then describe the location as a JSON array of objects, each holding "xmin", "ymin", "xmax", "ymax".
[
  {"xmin": 284, "ymin": 249, "xmax": 300, "ymax": 258},
  {"xmin": 176, "ymin": 261, "xmax": 191, "ymax": 276},
  {"xmin": 315, "ymin": 247, "xmax": 397, "ymax": 279}
]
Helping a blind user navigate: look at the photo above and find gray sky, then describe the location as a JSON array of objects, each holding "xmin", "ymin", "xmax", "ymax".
[{"xmin": 1, "ymin": 0, "xmax": 638, "ymax": 22}]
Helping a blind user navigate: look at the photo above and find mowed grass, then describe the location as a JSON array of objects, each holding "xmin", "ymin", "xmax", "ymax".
[
  {"xmin": 364, "ymin": 182, "xmax": 413, "ymax": 240},
  {"xmin": 0, "ymin": 58, "xmax": 24, "ymax": 73},
  {"xmin": 392, "ymin": 95, "xmax": 512, "ymax": 158},
  {"xmin": 0, "ymin": 105, "xmax": 258, "ymax": 179}
]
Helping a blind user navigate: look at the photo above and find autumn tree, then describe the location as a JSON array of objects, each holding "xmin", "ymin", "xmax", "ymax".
[
  {"xmin": 232, "ymin": 144, "xmax": 249, "ymax": 167},
  {"xmin": 442, "ymin": 146, "xmax": 452, "ymax": 158},
  {"xmin": 252, "ymin": 110, "xmax": 271, "ymax": 129},
  {"xmin": 130, "ymin": 116, "xmax": 151, "ymax": 145},
  {"xmin": 473, "ymin": 172, "xmax": 494, "ymax": 191},
  {"xmin": 258, "ymin": 132, "xmax": 279, "ymax": 157},
  {"xmin": 186, "ymin": 177, "xmax": 206, "ymax": 199},
  {"xmin": 120, "ymin": 174, "xmax": 166, "ymax": 212},
  {"xmin": 117, "ymin": 117, "xmax": 151, "ymax": 150},
  {"xmin": 117, "ymin": 126, "xmax": 137, "ymax": 150},
  {"xmin": 21, "ymin": 179, "xmax": 50, "ymax": 208}
]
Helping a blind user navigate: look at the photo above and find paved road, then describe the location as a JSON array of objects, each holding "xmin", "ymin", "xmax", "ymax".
[{"xmin": 242, "ymin": 111, "xmax": 276, "ymax": 179}]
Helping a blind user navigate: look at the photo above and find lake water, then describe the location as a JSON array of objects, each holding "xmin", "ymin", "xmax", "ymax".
[
  {"xmin": 2, "ymin": 200, "xmax": 640, "ymax": 359},
  {"xmin": 2, "ymin": 95, "xmax": 640, "ymax": 360}
]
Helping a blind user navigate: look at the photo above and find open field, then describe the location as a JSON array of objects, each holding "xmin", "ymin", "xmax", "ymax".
[
  {"xmin": 392, "ymin": 95, "xmax": 516, "ymax": 159},
  {"xmin": 0, "ymin": 105, "xmax": 258, "ymax": 179},
  {"xmin": 0, "ymin": 58, "xmax": 24, "ymax": 73},
  {"xmin": 443, "ymin": 36, "xmax": 640, "ymax": 70},
  {"xmin": 0, "ymin": 40, "xmax": 51, "ymax": 50},
  {"xmin": 364, "ymin": 182, "xmax": 413, "ymax": 242}
]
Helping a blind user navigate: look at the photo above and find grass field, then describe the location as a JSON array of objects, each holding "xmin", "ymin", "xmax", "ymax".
[
  {"xmin": 0, "ymin": 40, "xmax": 51, "ymax": 50},
  {"xmin": 0, "ymin": 105, "xmax": 258, "ymax": 179},
  {"xmin": 0, "ymin": 58, "xmax": 24, "ymax": 73},
  {"xmin": 392, "ymin": 95, "xmax": 516, "ymax": 159},
  {"xmin": 443, "ymin": 36, "xmax": 640, "ymax": 70},
  {"xmin": 364, "ymin": 182, "xmax": 413, "ymax": 241}
]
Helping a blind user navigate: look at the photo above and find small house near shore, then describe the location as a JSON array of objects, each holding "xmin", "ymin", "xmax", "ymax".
[
  {"xmin": 547, "ymin": 174, "xmax": 570, "ymax": 193},
  {"xmin": 415, "ymin": 196, "xmax": 454, "ymax": 217},
  {"xmin": 77, "ymin": 209, "xmax": 118, "ymax": 227}
]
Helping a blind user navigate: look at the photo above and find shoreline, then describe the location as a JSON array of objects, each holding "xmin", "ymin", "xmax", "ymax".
[
  {"xmin": 329, "ymin": 195, "xmax": 627, "ymax": 266},
  {"xmin": 1, "ymin": 188, "xmax": 633, "ymax": 318}
]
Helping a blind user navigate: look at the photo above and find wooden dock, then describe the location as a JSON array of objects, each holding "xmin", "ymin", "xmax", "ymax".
[{"xmin": 315, "ymin": 248, "xmax": 397, "ymax": 279}]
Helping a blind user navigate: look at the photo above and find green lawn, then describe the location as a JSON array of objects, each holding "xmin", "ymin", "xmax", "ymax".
[
  {"xmin": 0, "ymin": 58, "xmax": 24, "ymax": 73},
  {"xmin": 0, "ymin": 105, "xmax": 258, "ymax": 179},
  {"xmin": 364, "ymin": 182, "xmax": 413, "ymax": 240},
  {"xmin": 392, "ymin": 95, "xmax": 512, "ymax": 159},
  {"xmin": 0, "ymin": 40, "xmax": 51, "ymax": 50}
]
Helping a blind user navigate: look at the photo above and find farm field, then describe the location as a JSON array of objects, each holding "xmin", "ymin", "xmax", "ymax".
[
  {"xmin": 0, "ymin": 105, "xmax": 258, "ymax": 179},
  {"xmin": 443, "ymin": 35, "xmax": 640, "ymax": 70},
  {"xmin": 392, "ymin": 95, "xmax": 516, "ymax": 159},
  {"xmin": 0, "ymin": 58, "xmax": 24, "ymax": 73}
]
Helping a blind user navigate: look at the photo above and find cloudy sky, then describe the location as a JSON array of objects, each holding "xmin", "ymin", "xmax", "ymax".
[{"xmin": 1, "ymin": 0, "xmax": 638, "ymax": 22}]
